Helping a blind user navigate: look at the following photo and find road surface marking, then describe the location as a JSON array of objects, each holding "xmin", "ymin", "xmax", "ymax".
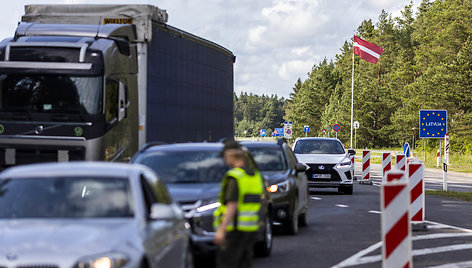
[
  {"xmin": 429, "ymin": 260, "xmax": 472, "ymax": 268},
  {"xmin": 336, "ymin": 204, "xmax": 349, "ymax": 208},
  {"xmin": 310, "ymin": 197, "xmax": 322, "ymax": 200},
  {"xmin": 368, "ymin": 210, "xmax": 381, "ymax": 214},
  {"xmin": 332, "ymin": 221, "xmax": 472, "ymax": 267}
]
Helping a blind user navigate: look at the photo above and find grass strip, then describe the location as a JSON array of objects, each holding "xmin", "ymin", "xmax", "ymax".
[{"xmin": 426, "ymin": 190, "xmax": 472, "ymax": 202}]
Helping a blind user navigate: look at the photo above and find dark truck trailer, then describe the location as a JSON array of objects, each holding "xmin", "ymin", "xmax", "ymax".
[{"xmin": 0, "ymin": 5, "xmax": 234, "ymax": 167}]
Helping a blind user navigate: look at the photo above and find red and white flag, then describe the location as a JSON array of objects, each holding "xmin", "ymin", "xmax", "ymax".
[{"xmin": 353, "ymin": 36, "xmax": 384, "ymax": 64}]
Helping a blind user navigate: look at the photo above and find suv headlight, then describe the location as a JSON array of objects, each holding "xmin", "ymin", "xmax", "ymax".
[
  {"xmin": 337, "ymin": 161, "xmax": 352, "ymax": 168},
  {"xmin": 74, "ymin": 252, "xmax": 128, "ymax": 268},
  {"xmin": 267, "ymin": 180, "xmax": 290, "ymax": 193}
]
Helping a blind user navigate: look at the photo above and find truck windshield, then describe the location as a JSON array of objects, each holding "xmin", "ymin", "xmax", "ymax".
[{"xmin": 0, "ymin": 74, "xmax": 102, "ymax": 114}]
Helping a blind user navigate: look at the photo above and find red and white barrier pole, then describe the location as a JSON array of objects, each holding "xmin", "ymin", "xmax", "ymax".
[
  {"xmin": 408, "ymin": 160, "xmax": 425, "ymax": 223},
  {"xmin": 395, "ymin": 154, "xmax": 406, "ymax": 171},
  {"xmin": 361, "ymin": 150, "xmax": 371, "ymax": 184},
  {"xmin": 444, "ymin": 133, "xmax": 449, "ymax": 165},
  {"xmin": 381, "ymin": 169, "xmax": 412, "ymax": 268},
  {"xmin": 350, "ymin": 154, "xmax": 355, "ymax": 178},
  {"xmin": 382, "ymin": 153, "xmax": 392, "ymax": 182}
]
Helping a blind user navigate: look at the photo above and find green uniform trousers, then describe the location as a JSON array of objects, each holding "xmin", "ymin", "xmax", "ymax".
[{"xmin": 216, "ymin": 231, "xmax": 257, "ymax": 268}]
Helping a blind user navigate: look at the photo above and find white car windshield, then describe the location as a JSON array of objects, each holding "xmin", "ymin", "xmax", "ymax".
[
  {"xmin": 0, "ymin": 177, "xmax": 134, "ymax": 218},
  {"xmin": 294, "ymin": 140, "xmax": 345, "ymax": 154}
]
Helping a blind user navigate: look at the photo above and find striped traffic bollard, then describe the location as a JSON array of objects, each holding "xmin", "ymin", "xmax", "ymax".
[
  {"xmin": 360, "ymin": 150, "xmax": 372, "ymax": 184},
  {"xmin": 382, "ymin": 153, "xmax": 392, "ymax": 182},
  {"xmin": 408, "ymin": 160, "xmax": 425, "ymax": 223},
  {"xmin": 396, "ymin": 154, "xmax": 406, "ymax": 171},
  {"xmin": 381, "ymin": 169, "xmax": 412, "ymax": 268},
  {"xmin": 350, "ymin": 154, "xmax": 355, "ymax": 179}
]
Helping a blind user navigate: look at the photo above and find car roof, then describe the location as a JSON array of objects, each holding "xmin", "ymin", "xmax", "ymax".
[
  {"xmin": 0, "ymin": 162, "xmax": 146, "ymax": 179},
  {"xmin": 295, "ymin": 137, "xmax": 341, "ymax": 142},
  {"xmin": 241, "ymin": 141, "xmax": 281, "ymax": 148},
  {"xmin": 141, "ymin": 142, "xmax": 224, "ymax": 153}
]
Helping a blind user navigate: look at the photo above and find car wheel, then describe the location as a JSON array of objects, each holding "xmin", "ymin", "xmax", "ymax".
[
  {"xmin": 340, "ymin": 186, "xmax": 353, "ymax": 195},
  {"xmin": 253, "ymin": 216, "xmax": 273, "ymax": 257},
  {"xmin": 298, "ymin": 210, "xmax": 308, "ymax": 227},
  {"xmin": 286, "ymin": 199, "xmax": 299, "ymax": 235}
]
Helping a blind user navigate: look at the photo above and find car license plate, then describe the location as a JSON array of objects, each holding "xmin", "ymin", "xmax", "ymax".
[{"xmin": 313, "ymin": 174, "xmax": 331, "ymax": 179}]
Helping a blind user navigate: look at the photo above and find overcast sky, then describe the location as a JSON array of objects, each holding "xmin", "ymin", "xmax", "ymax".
[{"xmin": 0, "ymin": 0, "xmax": 421, "ymax": 98}]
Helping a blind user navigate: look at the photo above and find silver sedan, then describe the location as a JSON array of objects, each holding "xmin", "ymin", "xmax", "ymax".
[{"xmin": 0, "ymin": 162, "xmax": 192, "ymax": 268}]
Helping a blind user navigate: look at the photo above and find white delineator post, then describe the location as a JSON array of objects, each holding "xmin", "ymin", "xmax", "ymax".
[
  {"xmin": 382, "ymin": 153, "xmax": 392, "ymax": 182},
  {"xmin": 408, "ymin": 161, "xmax": 425, "ymax": 222},
  {"xmin": 395, "ymin": 154, "xmax": 406, "ymax": 171},
  {"xmin": 443, "ymin": 157, "xmax": 448, "ymax": 191},
  {"xmin": 381, "ymin": 169, "xmax": 412, "ymax": 268},
  {"xmin": 361, "ymin": 150, "xmax": 371, "ymax": 184},
  {"xmin": 444, "ymin": 133, "xmax": 449, "ymax": 165}
]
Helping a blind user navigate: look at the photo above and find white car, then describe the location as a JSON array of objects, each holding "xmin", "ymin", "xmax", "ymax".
[{"xmin": 292, "ymin": 137, "xmax": 355, "ymax": 194}]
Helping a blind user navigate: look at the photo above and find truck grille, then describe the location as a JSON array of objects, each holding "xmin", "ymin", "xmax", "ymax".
[
  {"xmin": 305, "ymin": 163, "xmax": 341, "ymax": 182},
  {"xmin": 0, "ymin": 145, "xmax": 85, "ymax": 169}
]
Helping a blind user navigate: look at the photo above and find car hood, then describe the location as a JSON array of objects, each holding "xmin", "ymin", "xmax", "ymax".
[
  {"xmin": 167, "ymin": 182, "xmax": 221, "ymax": 203},
  {"xmin": 0, "ymin": 218, "xmax": 138, "ymax": 262},
  {"xmin": 261, "ymin": 171, "xmax": 289, "ymax": 185},
  {"xmin": 295, "ymin": 153, "xmax": 348, "ymax": 164}
]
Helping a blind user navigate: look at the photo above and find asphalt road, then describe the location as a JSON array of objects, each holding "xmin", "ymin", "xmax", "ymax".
[{"xmin": 252, "ymin": 168, "xmax": 472, "ymax": 268}]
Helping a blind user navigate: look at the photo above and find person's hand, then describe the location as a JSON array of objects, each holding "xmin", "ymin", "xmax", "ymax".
[{"xmin": 214, "ymin": 228, "xmax": 226, "ymax": 246}]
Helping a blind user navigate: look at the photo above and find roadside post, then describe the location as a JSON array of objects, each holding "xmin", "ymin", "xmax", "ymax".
[
  {"xmin": 350, "ymin": 154, "xmax": 355, "ymax": 179},
  {"xmin": 395, "ymin": 154, "xmax": 406, "ymax": 171},
  {"xmin": 381, "ymin": 169, "xmax": 412, "ymax": 268},
  {"xmin": 408, "ymin": 160, "xmax": 427, "ymax": 231},
  {"xmin": 443, "ymin": 157, "xmax": 448, "ymax": 191},
  {"xmin": 360, "ymin": 150, "xmax": 372, "ymax": 184},
  {"xmin": 436, "ymin": 149, "xmax": 440, "ymax": 167},
  {"xmin": 304, "ymin": 126, "xmax": 310, "ymax": 138},
  {"xmin": 382, "ymin": 153, "xmax": 392, "ymax": 182},
  {"xmin": 353, "ymin": 121, "xmax": 359, "ymax": 150},
  {"xmin": 444, "ymin": 133, "xmax": 449, "ymax": 165}
]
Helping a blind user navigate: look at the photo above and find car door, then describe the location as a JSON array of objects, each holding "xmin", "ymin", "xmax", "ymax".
[
  {"xmin": 140, "ymin": 171, "xmax": 184, "ymax": 268},
  {"xmin": 285, "ymin": 145, "xmax": 309, "ymax": 213}
]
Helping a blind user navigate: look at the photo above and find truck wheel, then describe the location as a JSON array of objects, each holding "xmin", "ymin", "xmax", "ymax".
[{"xmin": 253, "ymin": 217, "xmax": 272, "ymax": 257}]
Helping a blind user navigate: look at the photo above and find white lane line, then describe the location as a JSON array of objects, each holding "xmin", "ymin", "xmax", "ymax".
[
  {"xmin": 336, "ymin": 204, "xmax": 349, "ymax": 208},
  {"xmin": 368, "ymin": 210, "xmax": 381, "ymax": 214},
  {"xmin": 310, "ymin": 197, "xmax": 322, "ymax": 200},
  {"xmin": 332, "ymin": 221, "xmax": 472, "ymax": 268},
  {"xmin": 428, "ymin": 260, "xmax": 472, "ymax": 268}
]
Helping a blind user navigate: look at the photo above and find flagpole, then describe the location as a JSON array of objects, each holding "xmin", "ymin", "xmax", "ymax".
[{"xmin": 350, "ymin": 47, "xmax": 354, "ymax": 148}]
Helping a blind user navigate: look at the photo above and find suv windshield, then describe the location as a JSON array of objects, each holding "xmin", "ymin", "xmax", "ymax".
[
  {"xmin": 0, "ymin": 177, "xmax": 134, "ymax": 218},
  {"xmin": 246, "ymin": 147, "xmax": 287, "ymax": 171},
  {"xmin": 0, "ymin": 74, "xmax": 102, "ymax": 114},
  {"xmin": 294, "ymin": 140, "xmax": 345, "ymax": 154},
  {"xmin": 134, "ymin": 151, "xmax": 228, "ymax": 183}
]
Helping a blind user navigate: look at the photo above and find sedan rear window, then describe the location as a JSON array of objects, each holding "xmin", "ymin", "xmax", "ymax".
[
  {"xmin": 294, "ymin": 140, "xmax": 345, "ymax": 154},
  {"xmin": 0, "ymin": 177, "xmax": 134, "ymax": 218}
]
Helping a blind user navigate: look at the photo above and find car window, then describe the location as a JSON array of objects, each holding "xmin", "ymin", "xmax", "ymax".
[
  {"xmin": 0, "ymin": 177, "xmax": 134, "ymax": 218},
  {"xmin": 284, "ymin": 145, "xmax": 298, "ymax": 169},
  {"xmin": 246, "ymin": 147, "xmax": 288, "ymax": 171},
  {"xmin": 142, "ymin": 171, "xmax": 172, "ymax": 205},
  {"xmin": 133, "ymin": 150, "xmax": 228, "ymax": 183},
  {"xmin": 293, "ymin": 140, "xmax": 345, "ymax": 154}
]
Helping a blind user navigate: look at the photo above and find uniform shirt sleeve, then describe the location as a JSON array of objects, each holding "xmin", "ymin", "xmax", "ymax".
[{"xmin": 223, "ymin": 177, "xmax": 239, "ymax": 204}]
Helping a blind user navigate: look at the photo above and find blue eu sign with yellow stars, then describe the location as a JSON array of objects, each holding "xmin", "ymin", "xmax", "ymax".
[{"xmin": 419, "ymin": 110, "xmax": 447, "ymax": 138}]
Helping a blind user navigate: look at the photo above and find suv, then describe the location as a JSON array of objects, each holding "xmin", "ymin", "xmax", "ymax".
[
  {"xmin": 242, "ymin": 139, "xmax": 309, "ymax": 235},
  {"xmin": 292, "ymin": 137, "xmax": 355, "ymax": 194},
  {"xmin": 131, "ymin": 143, "xmax": 273, "ymax": 259}
]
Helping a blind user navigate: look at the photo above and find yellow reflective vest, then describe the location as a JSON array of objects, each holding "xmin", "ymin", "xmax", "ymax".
[{"xmin": 213, "ymin": 167, "xmax": 264, "ymax": 232}]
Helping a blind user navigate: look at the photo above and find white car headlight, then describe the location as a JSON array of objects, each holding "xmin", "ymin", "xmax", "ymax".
[
  {"xmin": 74, "ymin": 252, "xmax": 128, "ymax": 268},
  {"xmin": 337, "ymin": 161, "xmax": 352, "ymax": 168},
  {"xmin": 196, "ymin": 201, "xmax": 221, "ymax": 213},
  {"xmin": 267, "ymin": 180, "xmax": 290, "ymax": 193}
]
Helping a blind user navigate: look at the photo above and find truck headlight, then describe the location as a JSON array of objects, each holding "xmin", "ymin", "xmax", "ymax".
[
  {"xmin": 74, "ymin": 252, "xmax": 128, "ymax": 268},
  {"xmin": 267, "ymin": 180, "xmax": 290, "ymax": 193},
  {"xmin": 337, "ymin": 161, "xmax": 351, "ymax": 168}
]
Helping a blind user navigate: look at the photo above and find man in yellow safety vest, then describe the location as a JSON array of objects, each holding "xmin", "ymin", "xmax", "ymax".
[{"xmin": 213, "ymin": 140, "xmax": 264, "ymax": 268}]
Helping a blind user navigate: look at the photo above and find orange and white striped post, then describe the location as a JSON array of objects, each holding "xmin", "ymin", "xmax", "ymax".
[
  {"xmin": 382, "ymin": 153, "xmax": 392, "ymax": 182},
  {"xmin": 360, "ymin": 150, "xmax": 371, "ymax": 184},
  {"xmin": 381, "ymin": 169, "xmax": 412, "ymax": 268},
  {"xmin": 396, "ymin": 154, "xmax": 406, "ymax": 171}
]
